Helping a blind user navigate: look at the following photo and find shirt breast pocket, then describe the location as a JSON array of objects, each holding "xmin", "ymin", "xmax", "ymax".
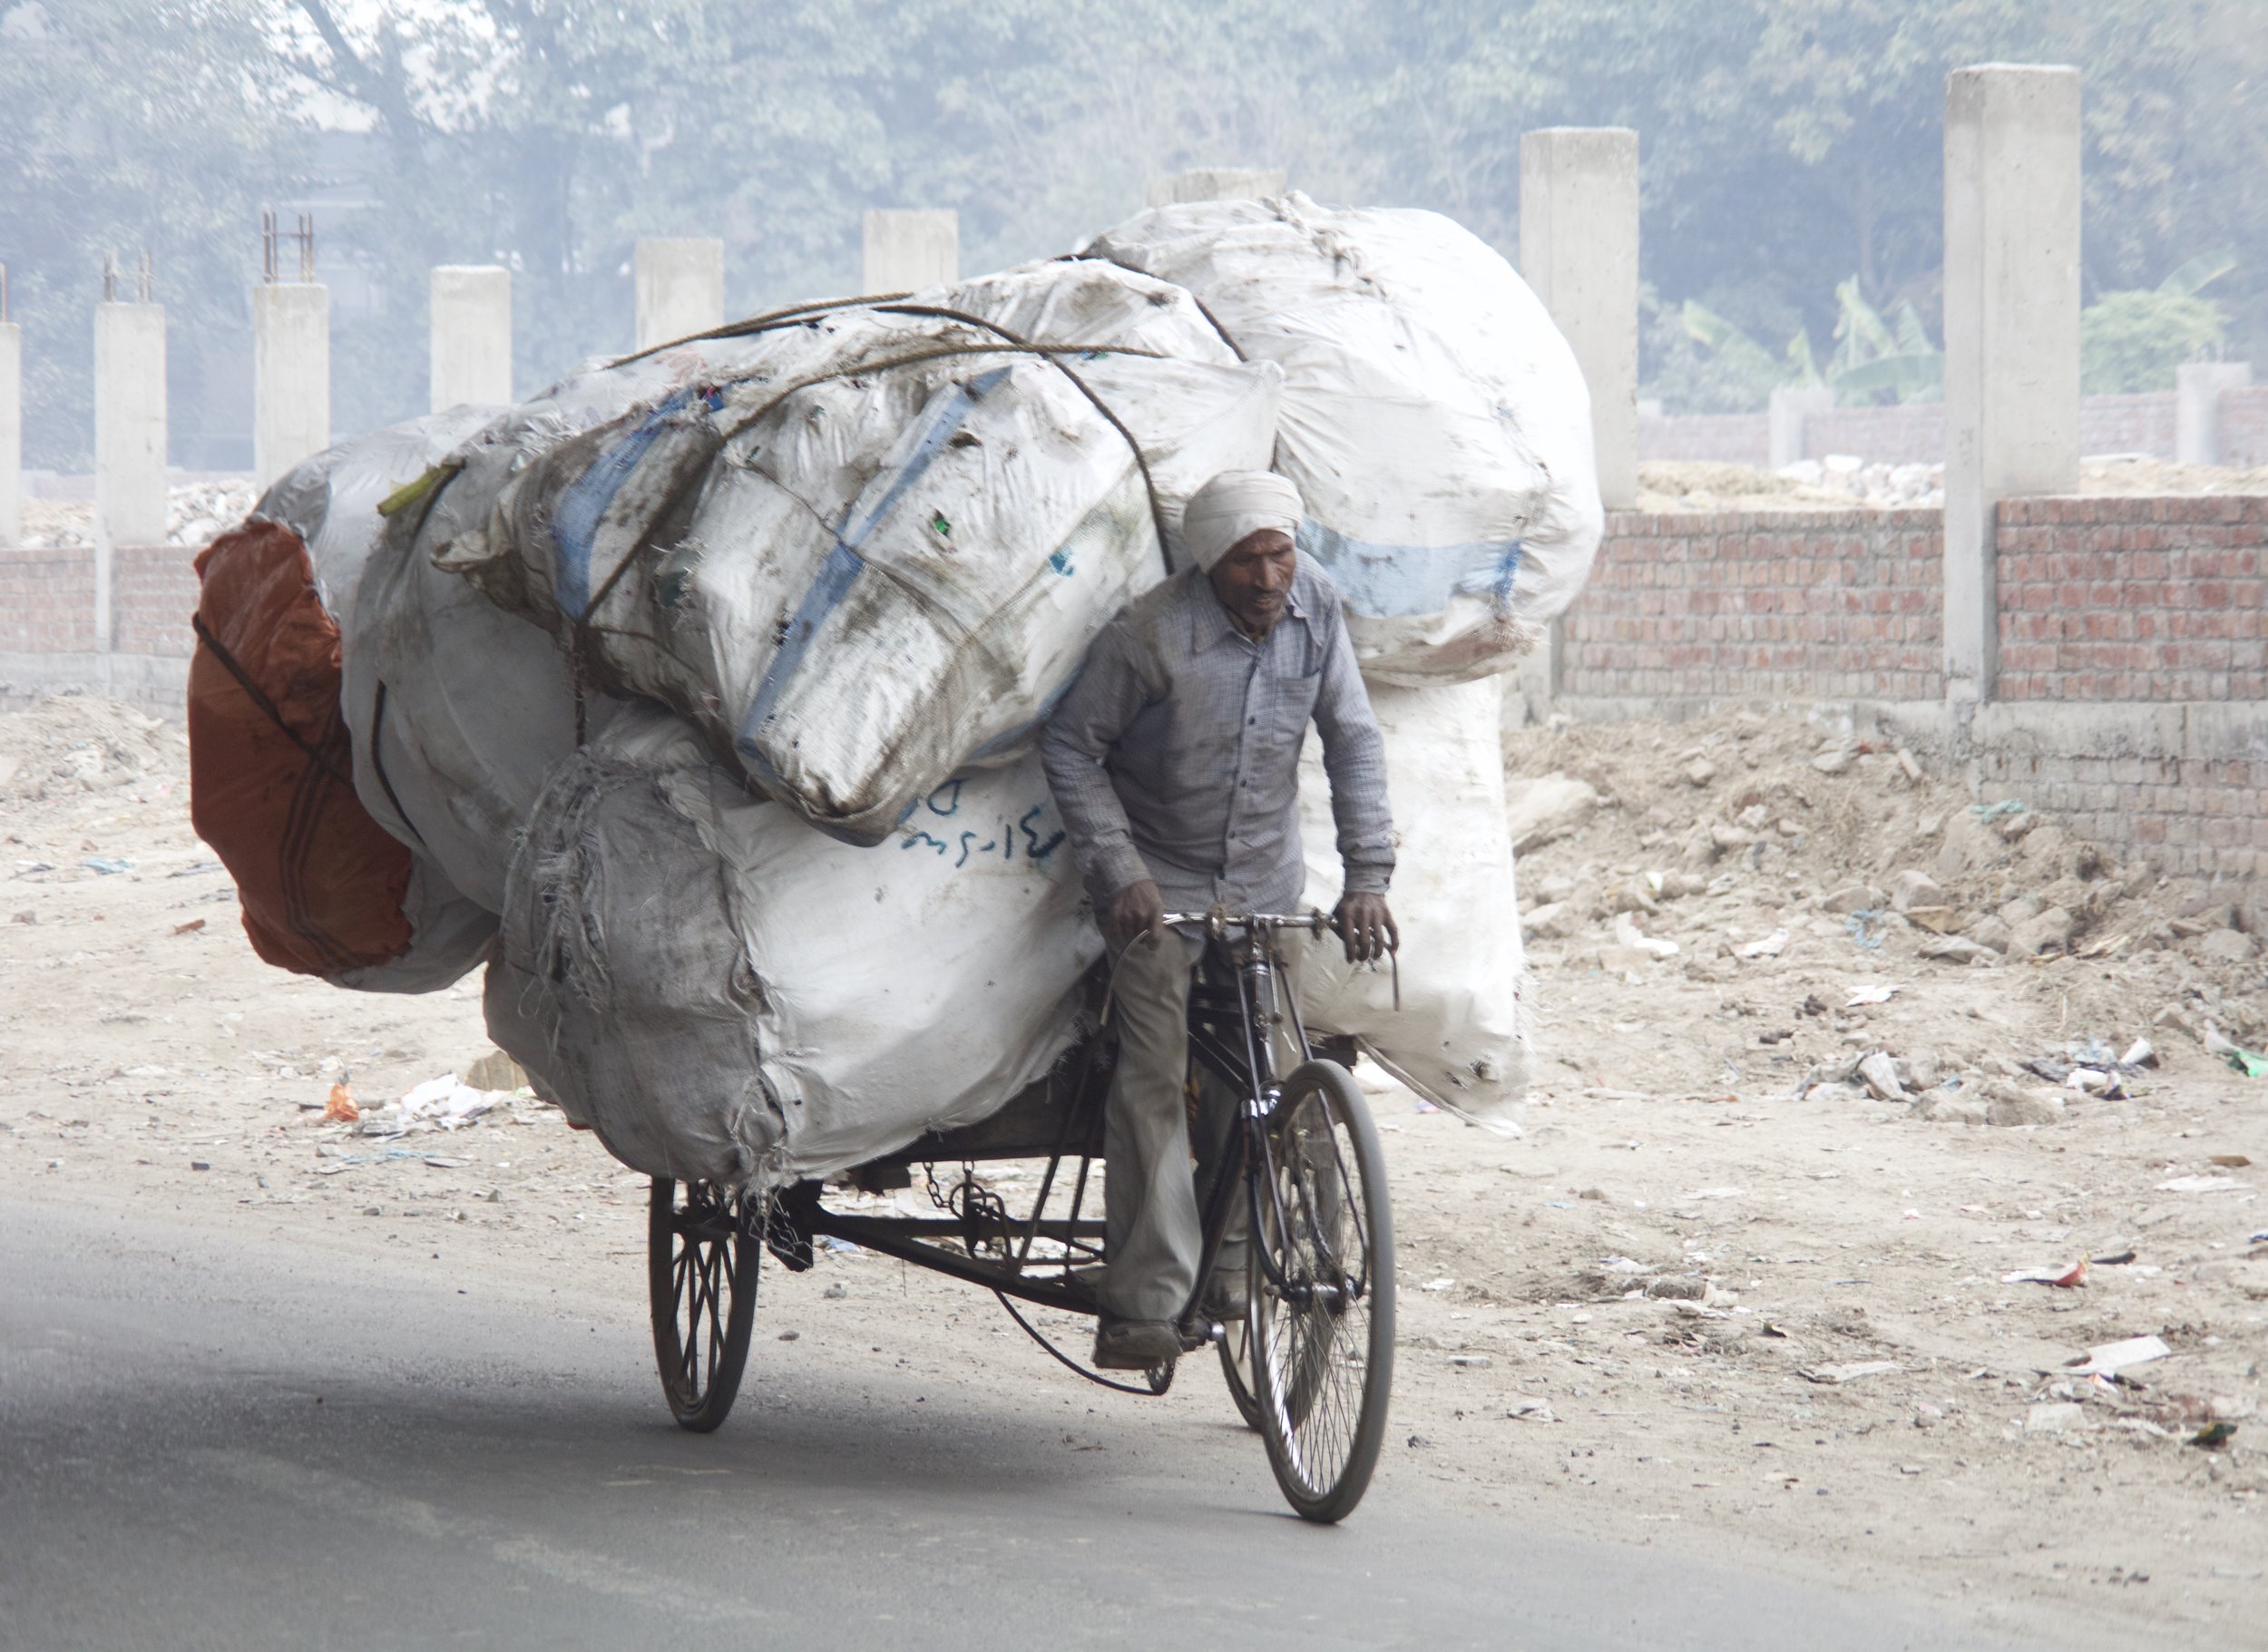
[{"xmin": 1271, "ymin": 662, "xmax": 1325, "ymax": 745}]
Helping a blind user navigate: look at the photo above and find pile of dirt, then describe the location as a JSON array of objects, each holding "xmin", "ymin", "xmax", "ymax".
[
  {"xmin": 1503, "ymin": 705, "xmax": 2265, "ymax": 1099},
  {"xmin": 0, "ymin": 696, "xmax": 187, "ymax": 804},
  {"xmin": 1636, "ymin": 455, "xmax": 2268, "ymax": 513},
  {"xmin": 15, "ymin": 479, "xmax": 258, "ymax": 549}
]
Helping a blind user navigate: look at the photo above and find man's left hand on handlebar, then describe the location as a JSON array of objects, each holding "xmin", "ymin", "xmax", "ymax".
[{"xmin": 1333, "ymin": 891, "xmax": 1398, "ymax": 963}]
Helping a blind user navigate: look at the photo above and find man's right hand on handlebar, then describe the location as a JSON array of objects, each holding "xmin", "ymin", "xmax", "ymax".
[{"xmin": 1109, "ymin": 877, "xmax": 1167, "ymax": 949}]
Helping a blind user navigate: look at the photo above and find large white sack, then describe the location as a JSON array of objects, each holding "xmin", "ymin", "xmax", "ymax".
[
  {"xmin": 484, "ymin": 708, "xmax": 1100, "ymax": 1185},
  {"xmin": 439, "ymin": 265, "xmax": 1279, "ymax": 846},
  {"xmin": 1296, "ymin": 676, "xmax": 1529, "ymax": 1130},
  {"xmin": 1087, "ymin": 193, "xmax": 1603, "ymax": 686},
  {"xmin": 239, "ymin": 411, "xmax": 513, "ymax": 992}
]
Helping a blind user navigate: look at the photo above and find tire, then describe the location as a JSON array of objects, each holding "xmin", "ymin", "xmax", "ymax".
[
  {"xmin": 1217, "ymin": 1312, "xmax": 1265, "ymax": 1432},
  {"xmin": 1246, "ymin": 1061, "xmax": 1394, "ymax": 1522},
  {"xmin": 649, "ymin": 1178, "xmax": 758, "ymax": 1432}
]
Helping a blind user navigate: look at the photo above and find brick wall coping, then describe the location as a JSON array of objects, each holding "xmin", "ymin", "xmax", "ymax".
[{"xmin": 1996, "ymin": 494, "xmax": 2268, "ymax": 525}]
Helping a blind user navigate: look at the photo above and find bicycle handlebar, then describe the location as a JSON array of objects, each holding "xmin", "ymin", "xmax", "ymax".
[{"xmin": 1158, "ymin": 908, "xmax": 1333, "ymax": 932}]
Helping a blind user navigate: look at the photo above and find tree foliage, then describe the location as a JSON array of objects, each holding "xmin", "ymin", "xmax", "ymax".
[{"xmin": 2, "ymin": 0, "xmax": 2264, "ymax": 461}]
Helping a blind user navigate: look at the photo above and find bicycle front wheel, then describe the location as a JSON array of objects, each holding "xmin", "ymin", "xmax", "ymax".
[{"xmin": 1247, "ymin": 1060, "xmax": 1394, "ymax": 1522}]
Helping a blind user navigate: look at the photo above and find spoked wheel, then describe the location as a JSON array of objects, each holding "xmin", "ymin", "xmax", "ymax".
[
  {"xmin": 648, "ymin": 1178, "xmax": 758, "ymax": 1432},
  {"xmin": 1217, "ymin": 1311, "xmax": 1264, "ymax": 1432},
  {"xmin": 1247, "ymin": 1060, "xmax": 1394, "ymax": 1522}
]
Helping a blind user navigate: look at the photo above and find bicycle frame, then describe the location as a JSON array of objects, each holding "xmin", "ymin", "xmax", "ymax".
[{"xmin": 756, "ymin": 909, "xmax": 1340, "ymax": 1340}]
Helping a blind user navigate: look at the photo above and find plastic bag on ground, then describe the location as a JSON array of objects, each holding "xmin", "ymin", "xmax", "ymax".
[
  {"xmin": 1295, "ymin": 675, "xmax": 1529, "ymax": 1129},
  {"xmin": 484, "ymin": 708, "xmax": 1099, "ymax": 1184},
  {"xmin": 436, "ymin": 264, "xmax": 1278, "ymax": 845},
  {"xmin": 1087, "ymin": 193, "xmax": 1602, "ymax": 686}
]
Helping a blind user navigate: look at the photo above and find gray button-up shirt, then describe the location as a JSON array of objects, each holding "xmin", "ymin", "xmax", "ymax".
[{"xmin": 1040, "ymin": 558, "xmax": 1393, "ymax": 915}]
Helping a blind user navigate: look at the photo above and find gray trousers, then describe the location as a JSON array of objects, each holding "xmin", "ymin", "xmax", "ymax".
[{"xmin": 1100, "ymin": 929, "xmax": 1300, "ymax": 1322}]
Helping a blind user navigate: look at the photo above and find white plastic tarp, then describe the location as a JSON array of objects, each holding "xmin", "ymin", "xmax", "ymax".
[
  {"xmin": 1087, "ymin": 193, "xmax": 1602, "ymax": 686},
  {"xmin": 1295, "ymin": 676, "xmax": 1529, "ymax": 1131},
  {"xmin": 484, "ymin": 709, "xmax": 1100, "ymax": 1184}
]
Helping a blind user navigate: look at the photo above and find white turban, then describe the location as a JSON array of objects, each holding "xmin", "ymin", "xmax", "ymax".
[{"xmin": 1179, "ymin": 470, "xmax": 1304, "ymax": 571}]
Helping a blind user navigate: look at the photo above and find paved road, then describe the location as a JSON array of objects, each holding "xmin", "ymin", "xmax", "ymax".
[{"xmin": 1, "ymin": 1199, "xmax": 2060, "ymax": 1652}]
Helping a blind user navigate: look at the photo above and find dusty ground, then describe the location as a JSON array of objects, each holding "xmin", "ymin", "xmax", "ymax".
[{"xmin": 3, "ymin": 694, "xmax": 2264, "ymax": 1647}]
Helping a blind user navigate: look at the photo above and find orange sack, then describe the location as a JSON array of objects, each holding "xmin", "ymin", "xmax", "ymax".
[{"xmin": 188, "ymin": 519, "xmax": 414, "ymax": 976}]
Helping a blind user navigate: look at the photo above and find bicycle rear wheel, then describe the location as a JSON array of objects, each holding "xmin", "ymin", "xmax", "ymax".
[
  {"xmin": 1247, "ymin": 1060, "xmax": 1394, "ymax": 1522},
  {"xmin": 649, "ymin": 1178, "xmax": 758, "ymax": 1432}
]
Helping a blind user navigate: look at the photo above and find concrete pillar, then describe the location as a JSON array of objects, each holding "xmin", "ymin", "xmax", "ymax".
[
  {"xmin": 863, "ymin": 210, "xmax": 958, "ymax": 295},
  {"xmin": 253, "ymin": 282, "xmax": 329, "ymax": 489},
  {"xmin": 1769, "ymin": 385, "xmax": 1835, "ymax": 469},
  {"xmin": 1143, "ymin": 167, "xmax": 1287, "ymax": 208},
  {"xmin": 1520, "ymin": 128, "xmax": 1640, "ymax": 510},
  {"xmin": 2175, "ymin": 362, "xmax": 2251, "ymax": 466},
  {"xmin": 634, "ymin": 238, "xmax": 726, "ymax": 350},
  {"xmin": 429, "ymin": 266, "xmax": 513, "ymax": 412},
  {"xmin": 1942, "ymin": 65, "xmax": 2081, "ymax": 706},
  {"xmin": 0, "ymin": 322, "xmax": 19, "ymax": 546},
  {"xmin": 94, "ymin": 301, "xmax": 167, "ymax": 652}
]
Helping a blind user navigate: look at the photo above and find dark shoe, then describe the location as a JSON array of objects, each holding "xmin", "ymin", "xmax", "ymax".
[{"xmin": 1093, "ymin": 1316, "xmax": 1180, "ymax": 1370}]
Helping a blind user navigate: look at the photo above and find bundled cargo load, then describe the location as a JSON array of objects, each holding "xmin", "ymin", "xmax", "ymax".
[
  {"xmin": 483, "ymin": 709, "xmax": 1099, "ymax": 1183},
  {"xmin": 1294, "ymin": 676, "xmax": 1529, "ymax": 1133},
  {"xmin": 188, "ymin": 409, "xmax": 513, "ymax": 994},
  {"xmin": 435, "ymin": 261, "xmax": 1280, "ymax": 845},
  {"xmin": 1086, "ymin": 192, "xmax": 1603, "ymax": 686}
]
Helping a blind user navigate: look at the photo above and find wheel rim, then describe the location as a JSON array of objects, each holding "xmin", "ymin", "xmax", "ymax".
[
  {"xmin": 1251, "ymin": 1083, "xmax": 1379, "ymax": 1500},
  {"xmin": 670, "ymin": 1184, "xmax": 738, "ymax": 1406},
  {"xmin": 650, "ymin": 1178, "xmax": 755, "ymax": 1427}
]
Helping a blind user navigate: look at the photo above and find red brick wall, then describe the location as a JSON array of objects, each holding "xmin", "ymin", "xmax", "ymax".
[
  {"xmin": 112, "ymin": 544, "xmax": 201, "ymax": 658},
  {"xmin": 1976, "ymin": 747, "xmax": 2268, "ymax": 886},
  {"xmin": 1637, "ymin": 412, "xmax": 1768, "ymax": 466},
  {"xmin": 0, "ymin": 547, "xmax": 97, "ymax": 653},
  {"xmin": 1995, "ymin": 496, "xmax": 2268, "ymax": 701},
  {"xmin": 1561, "ymin": 509, "xmax": 1944, "ymax": 701},
  {"xmin": 2222, "ymin": 386, "xmax": 2268, "ymax": 467},
  {"xmin": 2077, "ymin": 393, "xmax": 2177, "ymax": 458},
  {"xmin": 1639, "ymin": 392, "xmax": 2183, "ymax": 467},
  {"xmin": 1805, "ymin": 406, "xmax": 1944, "ymax": 464}
]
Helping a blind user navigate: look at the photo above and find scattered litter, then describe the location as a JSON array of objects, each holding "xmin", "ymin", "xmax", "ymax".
[
  {"xmin": 1447, "ymin": 1354, "xmax": 1491, "ymax": 1368},
  {"xmin": 1971, "ymin": 799, "xmax": 2027, "ymax": 822},
  {"xmin": 1843, "ymin": 913, "xmax": 1884, "ymax": 952},
  {"xmin": 2088, "ymin": 1249, "xmax": 2137, "ymax": 1266},
  {"xmin": 190, "ymin": 1160, "xmax": 210, "ymax": 1171},
  {"xmin": 171, "ymin": 917, "xmax": 206, "ymax": 935},
  {"xmin": 778, "ymin": 1329, "xmax": 801, "ymax": 1342},
  {"xmin": 1677, "ymin": 1188, "xmax": 1745, "ymax": 1201},
  {"xmin": 2226, "ymin": 1048, "xmax": 2268, "ymax": 1080},
  {"xmin": 2155, "ymin": 1175, "xmax": 2251, "ymax": 1195},
  {"xmin": 321, "ymin": 1083, "xmax": 359, "ymax": 1124},
  {"xmin": 822, "ymin": 1283, "xmax": 849, "ymax": 1299},
  {"xmin": 1504, "ymin": 1398, "xmax": 1557, "ymax": 1422},
  {"xmin": 2191, "ymin": 1422, "xmax": 2238, "ymax": 1450},
  {"xmin": 2001, "ymin": 1261, "xmax": 2088, "ymax": 1288},
  {"xmin": 2070, "ymin": 1334, "xmax": 2171, "ymax": 1378},
  {"xmin": 360, "ymin": 1074, "xmax": 505, "ymax": 1137},
  {"xmin": 167, "ymin": 859, "xmax": 225, "ymax": 878},
  {"xmin": 80, "ymin": 856, "xmax": 133, "ymax": 875},
  {"xmin": 1736, "ymin": 930, "xmax": 1788, "ymax": 960},
  {"xmin": 1844, "ymin": 982, "xmax": 1899, "ymax": 1008},
  {"xmin": 1612, "ymin": 910, "xmax": 1679, "ymax": 960},
  {"xmin": 1421, "ymin": 1277, "xmax": 1457, "ymax": 1292},
  {"xmin": 2024, "ymin": 1402, "xmax": 2086, "ymax": 1433},
  {"xmin": 2211, "ymin": 1154, "xmax": 2253, "ymax": 1168},
  {"xmin": 2120, "ymin": 1038, "xmax": 2157, "ymax": 1069},
  {"xmin": 1801, "ymin": 1361, "xmax": 1901, "ymax": 1385}
]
